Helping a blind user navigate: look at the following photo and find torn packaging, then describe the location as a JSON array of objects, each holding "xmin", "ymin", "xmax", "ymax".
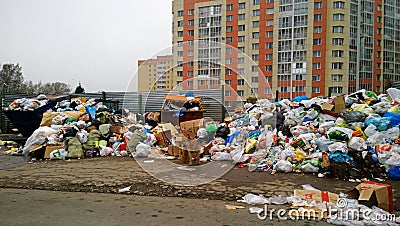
[
  {"xmin": 294, "ymin": 189, "xmax": 339, "ymax": 204},
  {"xmin": 347, "ymin": 181, "xmax": 393, "ymax": 212}
]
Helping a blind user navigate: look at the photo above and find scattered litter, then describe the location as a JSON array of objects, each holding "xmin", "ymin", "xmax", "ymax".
[
  {"xmin": 225, "ymin": 205, "xmax": 245, "ymax": 210},
  {"xmin": 118, "ymin": 186, "xmax": 131, "ymax": 193}
]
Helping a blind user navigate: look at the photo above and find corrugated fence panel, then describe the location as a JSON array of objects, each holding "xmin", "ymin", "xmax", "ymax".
[{"xmin": 141, "ymin": 90, "xmax": 179, "ymax": 113}]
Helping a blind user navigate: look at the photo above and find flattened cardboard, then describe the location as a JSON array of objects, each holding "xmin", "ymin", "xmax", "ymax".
[
  {"xmin": 45, "ymin": 145, "xmax": 64, "ymax": 159},
  {"xmin": 294, "ymin": 190, "xmax": 339, "ymax": 204}
]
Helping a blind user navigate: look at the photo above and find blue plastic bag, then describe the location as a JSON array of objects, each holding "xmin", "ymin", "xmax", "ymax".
[
  {"xmin": 383, "ymin": 112, "xmax": 400, "ymax": 127},
  {"xmin": 365, "ymin": 117, "xmax": 391, "ymax": 131},
  {"xmin": 85, "ymin": 106, "xmax": 96, "ymax": 120},
  {"xmin": 388, "ymin": 166, "xmax": 400, "ymax": 180}
]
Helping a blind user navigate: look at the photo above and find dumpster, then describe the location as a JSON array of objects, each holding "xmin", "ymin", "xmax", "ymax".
[
  {"xmin": 161, "ymin": 94, "xmax": 204, "ymax": 125},
  {"xmin": 4, "ymin": 99, "xmax": 60, "ymax": 137}
]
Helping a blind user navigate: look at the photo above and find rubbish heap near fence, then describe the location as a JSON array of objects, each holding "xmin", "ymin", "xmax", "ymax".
[{"xmin": 3, "ymin": 88, "xmax": 400, "ymax": 182}]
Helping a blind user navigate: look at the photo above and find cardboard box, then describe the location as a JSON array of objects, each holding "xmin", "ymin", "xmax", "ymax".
[
  {"xmin": 347, "ymin": 181, "xmax": 393, "ymax": 212},
  {"xmin": 110, "ymin": 125, "xmax": 124, "ymax": 134},
  {"xmin": 168, "ymin": 145, "xmax": 181, "ymax": 157},
  {"xmin": 322, "ymin": 96, "xmax": 345, "ymax": 114},
  {"xmin": 294, "ymin": 190, "xmax": 339, "ymax": 204},
  {"xmin": 180, "ymin": 119, "xmax": 202, "ymax": 140},
  {"xmin": 153, "ymin": 130, "xmax": 170, "ymax": 147},
  {"xmin": 44, "ymin": 145, "xmax": 64, "ymax": 159}
]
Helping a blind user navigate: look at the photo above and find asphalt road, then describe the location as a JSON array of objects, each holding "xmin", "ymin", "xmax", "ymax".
[{"xmin": 0, "ymin": 188, "xmax": 332, "ymax": 226}]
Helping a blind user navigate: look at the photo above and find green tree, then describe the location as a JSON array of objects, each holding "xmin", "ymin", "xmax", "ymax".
[{"xmin": 0, "ymin": 63, "xmax": 26, "ymax": 93}]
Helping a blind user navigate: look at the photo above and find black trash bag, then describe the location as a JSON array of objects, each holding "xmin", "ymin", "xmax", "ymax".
[
  {"xmin": 216, "ymin": 124, "xmax": 230, "ymax": 140},
  {"xmin": 338, "ymin": 110, "xmax": 367, "ymax": 123}
]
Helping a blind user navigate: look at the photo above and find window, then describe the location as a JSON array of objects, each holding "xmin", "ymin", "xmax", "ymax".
[
  {"xmin": 312, "ymin": 74, "xmax": 320, "ymax": 81},
  {"xmin": 333, "ymin": 13, "xmax": 344, "ymax": 21},
  {"xmin": 252, "ymin": 65, "xmax": 258, "ymax": 72},
  {"xmin": 188, "ymin": 40, "xmax": 194, "ymax": 46},
  {"xmin": 238, "ymin": 79, "xmax": 245, "ymax": 85},
  {"xmin": 252, "ymin": 77, "xmax": 258, "ymax": 83},
  {"xmin": 238, "ymin": 47, "xmax": 245, "ymax": 52},
  {"xmin": 226, "ymin": 69, "xmax": 232, "ymax": 75},
  {"xmin": 227, "ymin": 26, "xmax": 233, "ymax": 32},
  {"xmin": 188, "ymin": 20, "xmax": 194, "ymax": 26},
  {"xmin": 252, "ymin": 54, "xmax": 259, "ymax": 61},
  {"xmin": 312, "ymin": 62, "xmax": 321, "ymax": 69},
  {"xmin": 314, "ymin": 2, "xmax": 322, "ymax": 9},
  {"xmin": 333, "ymin": 1, "xmax": 344, "ymax": 8},
  {"xmin": 278, "ymin": 86, "xmax": 289, "ymax": 92},
  {"xmin": 332, "ymin": 62, "xmax": 343, "ymax": 69},
  {"xmin": 313, "ymin": 51, "xmax": 321, "ymax": 57},
  {"xmin": 377, "ymin": 5, "xmax": 381, "ymax": 11},
  {"xmin": 266, "ymin": 42, "xmax": 273, "ymax": 48},
  {"xmin": 265, "ymin": 54, "xmax": 273, "ymax": 60},
  {"xmin": 238, "ymin": 25, "xmax": 245, "ymax": 31},
  {"xmin": 188, "ymin": 30, "xmax": 194, "ymax": 36},
  {"xmin": 187, "ymin": 71, "xmax": 194, "ymax": 76},
  {"xmin": 330, "ymin": 86, "xmax": 343, "ymax": 93},
  {"xmin": 265, "ymin": 88, "xmax": 272, "ymax": 94},
  {"xmin": 177, "ymin": 10, "xmax": 184, "ymax": 17},
  {"xmin": 177, "ymin": 41, "xmax": 183, "ymax": 47},
  {"xmin": 225, "ymin": 90, "xmax": 232, "ymax": 97},
  {"xmin": 226, "ymin": 15, "xmax": 233, "ymax": 21},
  {"xmin": 177, "ymin": 51, "xmax": 183, "ymax": 57},
  {"xmin": 266, "ymin": 19, "xmax": 273, "ymax": 26},
  {"xmin": 332, "ymin": 38, "xmax": 344, "ymax": 45},
  {"xmin": 238, "ymin": 68, "xmax": 244, "ymax": 75},
  {"xmin": 188, "ymin": 61, "xmax": 194, "ymax": 66},
  {"xmin": 239, "ymin": 14, "xmax": 245, "ymax": 20},
  {"xmin": 226, "ymin": 37, "xmax": 232, "ymax": 43},
  {"xmin": 312, "ymin": 87, "xmax": 320, "ymax": 93},
  {"xmin": 239, "ymin": 2, "xmax": 246, "ymax": 9},
  {"xmin": 333, "ymin": 26, "xmax": 344, "ymax": 33},
  {"xmin": 377, "ymin": 16, "xmax": 382, "ymax": 23},
  {"xmin": 331, "ymin": 74, "xmax": 343, "ymax": 81},
  {"xmin": 226, "ymin": 47, "xmax": 232, "ymax": 54},
  {"xmin": 252, "ymin": 43, "xmax": 259, "ymax": 50},
  {"xmin": 253, "ymin": 9, "xmax": 260, "ymax": 16},
  {"xmin": 187, "ymin": 81, "xmax": 193, "ymax": 87},
  {"xmin": 225, "ymin": 58, "xmax": 232, "ymax": 65},
  {"xmin": 177, "ymin": 61, "xmax": 183, "ymax": 67},
  {"xmin": 313, "ymin": 38, "xmax": 322, "ymax": 45},
  {"xmin": 237, "ymin": 90, "xmax": 244, "ymax": 96},
  {"xmin": 252, "ymin": 32, "xmax": 259, "ymax": 39},
  {"xmin": 188, "ymin": 9, "xmax": 194, "ymax": 15},
  {"xmin": 251, "ymin": 88, "xmax": 258, "ymax": 94},
  {"xmin": 177, "ymin": 81, "xmax": 182, "ymax": 86},
  {"xmin": 238, "ymin": 58, "xmax": 245, "ymax": 64},
  {"xmin": 295, "ymin": 86, "xmax": 305, "ymax": 92},
  {"xmin": 225, "ymin": 80, "xmax": 232, "ymax": 85},
  {"xmin": 187, "ymin": 50, "xmax": 194, "ymax": 56},
  {"xmin": 177, "ymin": 21, "xmax": 183, "ymax": 27},
  {"xmin": 266, "ymin": 31, "xmax": 273, "ymax": 37},
  {"xmin": 376, "ymin": 86, "xmax": 381, "ymax": 92},
  {"xmin": 253, "ymin": 0, "xmax": 260, "ymax": 5},
  {"xmin": 266, "ymin": 8, "xmax": 274, "ymax": 14},
  {"xmin": 266, "ymin": 0, "xmax": 274, "ymax": 2},
  {"xmin": 332, "ymin": 50, "xmax": 344, "ymax": 57},
  {"xmin": 265, "ymin": 65, "xmax": 272, "ymax": 71},
  {"xmin": 253, "ymin": 21, "xmax": 260, "ymax": 27},
  {"xmin": 227, "ymin": 4, "xmax": 233, "ymax": 11},
  {"xmin": 377, "ymin": 28, "xmax": 381, "ymax": 34},
  {"xmin": 178, "ymin": 31, "xmax": 183, "ymax": 37},
  {"xmin": 314, "ymin": 26, "xmax": 322, "ymax": 33},
  {"xmin": 314, "ymin": 14, "xmax": 322, "ymax": 21},
  {"xmin": 238, "ymin": 36, "xmax": 245, "ymax": 42}
]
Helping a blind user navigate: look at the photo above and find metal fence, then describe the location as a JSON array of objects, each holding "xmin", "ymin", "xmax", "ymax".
[{"xmin": 1, "ymin": 89, "xmax": 226, "ymax": 133}]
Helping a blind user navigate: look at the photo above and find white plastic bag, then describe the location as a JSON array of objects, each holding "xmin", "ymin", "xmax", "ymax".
[
  {"xmin": 364, "ymin": 124, "xmax": 377, "ymax": 137},
  {"xmin": 301, "ymin": 163, "xmax": 319, "ymax": 173},
  {"xmin": 133, "ymin": 143, "xmax": 151, "ymax": 158},
  {"xmin": 348, "ymin": 137, "xmax": 367, "ymax": 151},
  {"xmin": 237, "ymin": 194, "xmax": 270, "ymax": 205},
  {"xmin": 99, "ymin": 145, "xmax": 113, "ymax": 156},
  {"xmin": 211, "ymin": 152, "xmax": 232, "ymax": 161},
  {"xmin": 230, "ymin": 148, "xmax": 244, "ymax": 163},
  {"xmin": 273, "ymin": 160, "xmax": 293, "ymax": 173},
  {"xmin": 328, "ymin": 142, "xmax": 348, "ymax": 153},
  {"xmin": 22, "ymin": 126, "xmax": 58, "ymax": 155},
  {"xmin": 49, "ymin": 149, "xmax": 68, "ymax": 160}
]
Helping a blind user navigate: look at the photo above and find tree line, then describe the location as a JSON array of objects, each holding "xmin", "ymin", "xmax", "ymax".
[{"xmin": 0, "ymin": 63, "xmax": 84, "ymax": 95}]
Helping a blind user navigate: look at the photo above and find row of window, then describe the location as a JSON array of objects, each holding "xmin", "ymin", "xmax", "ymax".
[{"xmin": 175, "ymin": 1, "xmax": 345, "ymax": 17}]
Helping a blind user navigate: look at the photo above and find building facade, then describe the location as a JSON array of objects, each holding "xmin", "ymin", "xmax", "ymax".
[
  {"xmin": 172, "ymin": 0, "xmax": 400, "ymax": 101},
  {"xmin": 138, "ymin": 55, "xmax": 173, "ymax": 92}
]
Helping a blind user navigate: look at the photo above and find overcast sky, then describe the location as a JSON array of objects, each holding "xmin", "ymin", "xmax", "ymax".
[{"xmin": 0, "ymin": 0, "xmax": 172, "ymax": 92}]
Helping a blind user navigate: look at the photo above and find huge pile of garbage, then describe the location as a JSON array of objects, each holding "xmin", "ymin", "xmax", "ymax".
[{"xmin": 6, "ymin": 88, "xmax": 400, "ymax": 181}]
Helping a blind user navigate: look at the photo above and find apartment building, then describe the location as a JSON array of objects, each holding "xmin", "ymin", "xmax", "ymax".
[
  {"xmin": 172, "ymin": 0, "xmax": 400, "ymax": 101},
  {"xmin": 138, "ymin": 55, "xmax": 173, "ymax": 92}
]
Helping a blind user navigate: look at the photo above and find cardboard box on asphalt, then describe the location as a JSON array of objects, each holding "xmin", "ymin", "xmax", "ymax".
[
  {"xmin": 294, "ymin": 190, "xmax": 339, "ymax": 204},
  {"xmin": 44, "ymin": 145, "xmax": 64, "ymax": 159},
  {"xmin": 347, "ymin": 181, "xmax": 393, "ymax": 212},
  {"xmin": 151, "ymin": 123, "xmax": 178, "ymax": 147}
]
